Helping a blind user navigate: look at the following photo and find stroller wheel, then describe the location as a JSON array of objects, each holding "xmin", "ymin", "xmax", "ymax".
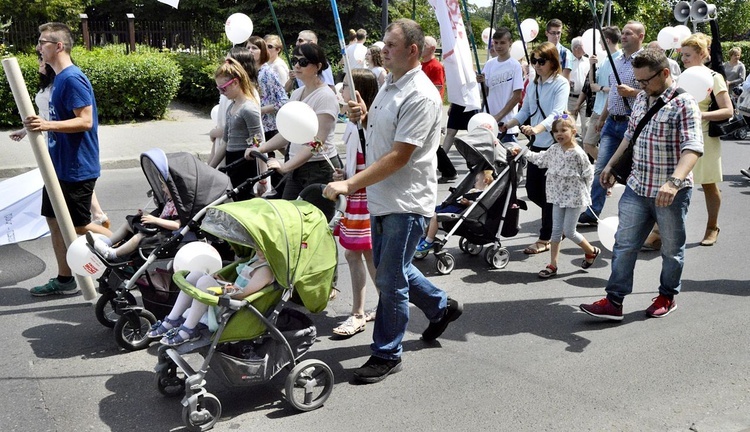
[
  {"xmin": 155, "ymin": 359, "xmax": 186, "ymax": 398},
  {"xmin": 113, "ymin": 309, "xmax": 157, "ymax": 351},
  {"xmin": 436, "ymin": 253, "xmax": 455, "ymax": 275},
  {"xmin": 285, "ymin": 359, "xmax": 334, "ymax": 412},
  {"xmin": 95, "ymin": 290, "xmax": 137, "ymax": 328},
  {"xmin": 182, "ymin": 393, "xmax": 221, "ymax": 432},
  {"xmin": 486, "ymin": 247, "xmax": 510, "ymax": 269}
]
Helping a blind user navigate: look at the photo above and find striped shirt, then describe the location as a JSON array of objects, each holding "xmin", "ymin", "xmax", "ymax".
[
  {"xmin": 623, "ymin": 83, "xmax": 704, "ymax": 198},
  {"xmin": 606, "ymin": 49, "xmax": 642, "ymax": 116}
]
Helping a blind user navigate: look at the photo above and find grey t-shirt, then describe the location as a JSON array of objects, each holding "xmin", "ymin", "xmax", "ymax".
[{"xmin": 223, "ymin": 99, "xmax": 264, "ymax": 153}]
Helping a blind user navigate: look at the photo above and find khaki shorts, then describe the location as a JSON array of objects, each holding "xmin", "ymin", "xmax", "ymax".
[{"xmin": 583, "ymin": 112, "xmax": 601, "ymax": 146}]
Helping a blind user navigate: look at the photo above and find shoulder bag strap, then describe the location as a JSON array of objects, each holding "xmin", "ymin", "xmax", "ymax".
[{"xmin": 631, "ymin": 88, "xmax": 685, "ymax": 145}]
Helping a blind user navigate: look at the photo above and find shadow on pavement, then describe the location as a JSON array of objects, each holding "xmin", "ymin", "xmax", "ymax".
[{"xmin": 0, "ymin": 244, "xmax": 46, "ymax": 287}]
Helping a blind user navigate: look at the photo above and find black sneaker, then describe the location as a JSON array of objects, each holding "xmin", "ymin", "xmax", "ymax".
[
  {"xmin": 422, "ymin": 298, "xmax": 463, "ymax": 342},
  {"xmin": 353, "ymin": 356, "xmax": 403, "ymax": 384},
  {"xmin": 437, "ymin": 175, "xmax": 458, "ymax": 184}
]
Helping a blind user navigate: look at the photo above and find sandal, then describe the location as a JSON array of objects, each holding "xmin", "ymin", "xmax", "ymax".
[
  {"xmin": 538, "ymin": 265, "xmax": 557, "ymax": 279},
  {"xmin": 160, "ymin": 325, "xmax": 202, "ymax": 346},
  {"xmin": 146, "ymin": 316, "xmax": 184, "ymax": 339},
  {"xmin": 582, "ymin": 247, "xmax": 601, "ymax": 269},
  {"xmin": 332, "ymin": 315, "xmax": 366, "ymax": 337},
  {"xmin": 329, "ymin": 287, "xmax": 340, "ymax": 301},
  {"xmin": 524, "ymin": 241, "xmax": 551, "ymax": 255}
]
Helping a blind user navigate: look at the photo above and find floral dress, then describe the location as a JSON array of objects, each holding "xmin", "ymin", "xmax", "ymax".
[{"xmin": 525, "ymin": 144, "xmax": 593, "ymax": 208}]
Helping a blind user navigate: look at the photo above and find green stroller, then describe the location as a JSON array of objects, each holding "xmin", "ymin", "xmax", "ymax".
[{"xmin": 154, "ymin": 197, "xmax": 339, "ymax": 431}]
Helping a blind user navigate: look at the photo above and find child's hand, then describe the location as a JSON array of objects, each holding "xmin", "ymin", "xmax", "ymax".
[
  {"xmin": 483, "ymin": 170, "xmax": 494, "ymax": 185},
  {"xmin": 141, "ymin": 213, "xmax": 158, "ymax": 224}
]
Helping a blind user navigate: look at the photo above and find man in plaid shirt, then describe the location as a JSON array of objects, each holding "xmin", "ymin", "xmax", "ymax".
[{"xmin": 579, "ymin": 48, "xmax": 703, "ymax": 321}]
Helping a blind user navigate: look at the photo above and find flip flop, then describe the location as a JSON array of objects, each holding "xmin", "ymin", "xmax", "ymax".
[
  {"xmin": 332, "ymin": 315, "xmax": 366, "ymax": 337},
  {"xmin": 524, "ymin": 241, "xmax": 551, "ymax": 255}
]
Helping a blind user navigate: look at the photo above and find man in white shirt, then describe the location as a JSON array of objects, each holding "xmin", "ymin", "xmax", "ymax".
[
  {"xmin": 477, "ymin": 27, "xmax": 523, "ymax": 143},
  {"xmin": 345, "ymin": 28, "xmax": 368, "ymax": 69},
  {"xmin": 569, "ymin": 37, "xmax": 591, "ymax": 139}
]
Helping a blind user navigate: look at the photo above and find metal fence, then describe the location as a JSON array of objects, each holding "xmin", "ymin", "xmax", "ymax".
[{"xmin": 3, "ymin": 18, "xmax": 228, "ymax": 58}]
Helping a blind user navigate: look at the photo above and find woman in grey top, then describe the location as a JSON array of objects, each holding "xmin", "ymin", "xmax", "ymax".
[
  {"xmin": 724, "ymin": 47, "xmax": 745, "ymax": 102},
  {"xmin": 215, "ymin": 57, "xmax": 266, "ymax": 200}
]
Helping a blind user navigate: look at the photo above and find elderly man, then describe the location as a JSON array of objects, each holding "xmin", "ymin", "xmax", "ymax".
[
  {"xmin": 580, "ymin": 48, "xmax": 703, "ymax": 320},
  {"xmin": 568, "ymin": 36, "xmax": 591, "ymax": 139},
  {"xmin": 285, "ymin": 30, "xmax": 335, "ymax": 93},
  {"xmin": 325, "ymin": 19, "xmax": 462, "ymax": 384}
]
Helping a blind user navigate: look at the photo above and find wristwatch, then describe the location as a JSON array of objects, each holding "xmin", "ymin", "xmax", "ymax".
[{"xmin": 667, "ymin": 176, "xmax": 683, "ymax": 188}]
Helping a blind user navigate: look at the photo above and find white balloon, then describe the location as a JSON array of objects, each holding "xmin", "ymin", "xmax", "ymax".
[
  {"xmin": 597, "ymin": 217, "xmax": 618, "ymax": 252},
  {"xmin": 520, "ymin": 19, "xmax": 539, "ymax": 42},
  {"xmin": 373, "ymin": 41, "xmax": 385, "ymax": 49},
  {"xmin": 276, "ymin": 101, "xmax": 319, "ymax": 143},
  {"xmin": 510, "ymin": 40, "xmax": 525, "ymax": 60},
  {"xmin": 210, "ymin": 104, "xmax": 219, "ymax": 125},
  {"xmin": 173, "ymin": 242, "xmax": 223, "ymax": 275},
  {"xmin": 67, "ymin": 234, "xmax": 107, "ymax": 278},
  {"xmin": 225, "ymin": 13, "xmax": 253, "ymax": 44},
  {"xmin": 481, "ymin": 27, "xmax": 494, "ymax": 45},
  {"xmin": 677, "ymin": 66, "xmax": 714, "ymax": 102},
  {"xmin": 468, "ymin": 112, "xmax": 498, "ymax": 136},
  {"xmin": 673, "ymin": 25, "xmax": 692, "ymax": 45},
  {"xmin": 581, "ymin": 28, "xmax": 602, "ymax": 57},
  {"xmin": 657, "ymin": 27, "xmax": 678, "ymax": 51}
]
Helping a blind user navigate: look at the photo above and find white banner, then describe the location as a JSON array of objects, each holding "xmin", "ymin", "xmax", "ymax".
[
  {"xmin": 0, "ymin": 169, "xmax": 49, "ymax": 246},
  {"xmin": 428, "ymin": 0, "xmax": 482, "ymax": 111},
  {"xmin": 157, "ymin": 0, "xmax": 179, "ymax": 9}
]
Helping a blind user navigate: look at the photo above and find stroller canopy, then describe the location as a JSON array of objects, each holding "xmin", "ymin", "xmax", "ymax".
[
  {"xmin": 453, "ymin": 127, "xmax": 508, "ymax": 172},
  {"xmin": 140, "ymin": 149, "xmax": 232, "ymax": 226},
  {"xmin": 200, "ymin": 199, "xmax": 336, "ymax": 313}
]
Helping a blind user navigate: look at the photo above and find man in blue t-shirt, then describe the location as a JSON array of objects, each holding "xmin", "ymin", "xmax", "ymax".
[{"xmin": 23, "ymin": 22, "xmax": 102, "ymax": 297}]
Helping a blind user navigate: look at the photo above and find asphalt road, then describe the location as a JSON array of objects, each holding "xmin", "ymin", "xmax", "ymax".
[{"xmin": 1, "ymin": 108, "xmax": 750, "ymax": 431}]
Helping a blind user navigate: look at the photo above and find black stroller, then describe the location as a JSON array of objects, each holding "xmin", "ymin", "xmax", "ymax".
[
  {"xmin": 91, "ymin": 148, "xmax": 262, "ymax": 351},
  {"xmin": 414, "ymin": 127, "xmax": 526, "ymax": 274}
]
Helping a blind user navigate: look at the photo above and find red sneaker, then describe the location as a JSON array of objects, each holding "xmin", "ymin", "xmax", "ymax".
[
  {"xmin": 645, "ymin": 295, "xmax": 676, "ymax": 318},
  {"xmin": 579, "ymin": 297, "xmax": 623, "ymax": 321}
]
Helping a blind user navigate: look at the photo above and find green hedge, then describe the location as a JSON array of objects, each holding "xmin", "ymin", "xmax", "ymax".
[
  {"xmin": 170, "ymin": 52, "xmax": 219, "ymax": 107},
  {"xmin": 0, "ymin": 46, "xmax": 180, "ymax": 127}
]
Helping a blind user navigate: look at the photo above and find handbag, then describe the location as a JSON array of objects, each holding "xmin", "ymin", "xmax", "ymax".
[
  {"xmin": 707, "ymin": 72, "xmax": 745, "ymax": 137},
  {"xmin": 611, "ymin": 88, "xmax": 685, "ymax": 185}
]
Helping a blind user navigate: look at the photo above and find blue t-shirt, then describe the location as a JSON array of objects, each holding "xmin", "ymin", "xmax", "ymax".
[{"xmin": 48, "ymin": 65, "xmax": 100, "ymax": 182}]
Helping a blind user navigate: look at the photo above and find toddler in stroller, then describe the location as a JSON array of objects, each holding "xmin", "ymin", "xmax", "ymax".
[
  {"xmin": 147, "ymin": 247, "xmax": 274, "ymax": 346},
  {"xmin": 88, "ymin": 176, "xmax": 180, "ymax": 261}
]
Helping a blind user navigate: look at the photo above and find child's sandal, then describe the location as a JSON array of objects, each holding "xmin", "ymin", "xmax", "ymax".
[
  {"xmin": 146, "ymin": 316, "xmax": 183, "ymax": 339},
  {"xmin": 160, "ymin": 325, "xmax": 202, "ymax": 346},
  {"xmin": 538, "ymin": 265, "xmax": 557, "ymax": 279},
  {"xmin": 581, "ymin": 247, "xmax": 601, "ymax": 269}
]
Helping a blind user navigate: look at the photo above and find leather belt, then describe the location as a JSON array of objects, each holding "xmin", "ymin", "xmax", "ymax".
[{"xmin": 609, "ymin": 114, "xmax": 630, "ymax": 122}]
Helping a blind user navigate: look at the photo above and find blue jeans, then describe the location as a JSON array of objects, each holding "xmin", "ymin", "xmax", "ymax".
[
  {"xmin": 587, "ymin": 118, "xmax": 629, "ymax": 218},
  {"xmin": 371, "ymin": 213, "xmax": 448, "ymax": 360},
  {"xmin": 605, "ymin": 186, "xmax": 692, "ymax": 303}
]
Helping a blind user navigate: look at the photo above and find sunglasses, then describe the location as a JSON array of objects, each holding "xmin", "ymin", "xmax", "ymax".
[
  {"xmin": 292, "ymin": 57, "xmax": 312, "ymax": 67},
  {"xmin": 530, "ymin": 56, "xmax": 548, "ymax": 66},
  {"xmin": 216, "ymin": 78, "xmax": 237, "ymax": 94},
  {"xmin": 547, "ymin": 31, "xmax": 562, "ymax": 36}
]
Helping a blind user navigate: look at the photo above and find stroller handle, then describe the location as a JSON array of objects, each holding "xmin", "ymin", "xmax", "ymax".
[
  {"xmin": 218, "ymin": 151, "xmax": 269, "ymax": 173},
  {"xmin": 299, "ymin": 183, "xmax": 347, "ymax": 215}
]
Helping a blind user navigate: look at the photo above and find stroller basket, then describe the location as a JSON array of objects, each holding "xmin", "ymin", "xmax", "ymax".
[
  {"xmin": 212, "ymin": 308, "xmax": 316, "ymax": 386},
  {"xmin": 136, "ymin": 268, "xmax": 181, "ymax": 319}
]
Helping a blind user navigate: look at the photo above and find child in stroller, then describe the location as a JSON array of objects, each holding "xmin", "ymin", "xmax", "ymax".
[
  {"xmin": 88, "ymin": 177, "xmax": 180, "ymax": 261},
  {"xmin": 417, "ymin": 170, "xmax": 490, "ymax": 252},
  {"xmin": 147, "ymin": 246, "xmax": 274, "ymax": 346}
]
